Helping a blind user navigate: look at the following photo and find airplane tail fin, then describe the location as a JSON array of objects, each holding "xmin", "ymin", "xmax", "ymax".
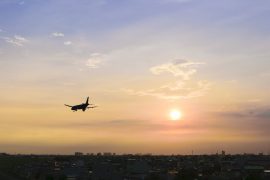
[{"xmin": 86, "ymin": 97, "xmax": 89, "ymax": 105}]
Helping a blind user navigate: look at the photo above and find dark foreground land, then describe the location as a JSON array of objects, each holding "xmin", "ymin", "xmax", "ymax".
[{"xmin": 0, "ymin": 153, "xmax": 269, "ymax": 180}]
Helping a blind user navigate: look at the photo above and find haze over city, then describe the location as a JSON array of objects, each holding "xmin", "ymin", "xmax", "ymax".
[{"xmin": 0, "ymin": 0, "xmax": 270, "ymax": 155}]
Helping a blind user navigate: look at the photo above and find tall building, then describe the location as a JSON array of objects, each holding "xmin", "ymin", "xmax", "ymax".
[
  {"xmin": 222, "ymin": 150, "xmax": 226, "ymax": 156},
  {"xmin": 75, "ymin": 152, "xmax": 83, "ymax": 156}
]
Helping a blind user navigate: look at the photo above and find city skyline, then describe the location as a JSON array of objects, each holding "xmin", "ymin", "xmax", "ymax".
[{"xmin": 0, "ymin": 0, "xmax": 270, "ymax": 154}]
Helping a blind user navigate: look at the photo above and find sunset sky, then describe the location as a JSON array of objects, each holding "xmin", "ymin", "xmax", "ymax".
[{"xmin": 0, "ymin": 0, "xmax": 270, "ymax": 155}]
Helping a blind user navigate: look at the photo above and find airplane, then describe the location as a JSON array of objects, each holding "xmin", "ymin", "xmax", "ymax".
[{"xmin": 65, "ymin": 97, "xmax": 97, "ymax": 112}]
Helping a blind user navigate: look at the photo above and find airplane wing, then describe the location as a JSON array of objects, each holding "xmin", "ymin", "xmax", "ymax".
[
  {"xmin": 64, "ymin": 104, "xmax": 73, "ymax": 107},
  {"xmin": 88, "ymin": 106, "xmax": 98, "ymax": 108}
]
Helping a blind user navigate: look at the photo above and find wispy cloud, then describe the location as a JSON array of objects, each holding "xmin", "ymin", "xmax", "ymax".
[
  {"xmin": 14, "ymin": 35, "xmax": 27, "ymax": 42},
  {"xmin": 64, "ymin": 41, "xmax": 72, "ymax": 45},
  {"xmin": 51, "ymin": 32, "xmax": 64, "ymax": 37},
  {"xmin": 150, "ymin": 59, "xmax": 204, "ymax": 80},
  {"xmin": 124, "ymin": 80, "xmax": 211, "ymax": 100},
  {"xmin": 125, "ymin": 59, "xmax": 209, "ymax": 100},
  {"xmin": 2, "ymin": 35, "xmax": 29, "ymax": 46},
  {"xmin": 86, "ymin": 53, "xmax": 106, "ymax": 68}
]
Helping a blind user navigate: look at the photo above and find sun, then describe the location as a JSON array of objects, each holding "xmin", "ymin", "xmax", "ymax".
[{"xmin": 169, "ymin": 110, "xmax": 182, "ymax": 121}]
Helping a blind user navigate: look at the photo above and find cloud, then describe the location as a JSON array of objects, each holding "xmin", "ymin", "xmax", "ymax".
[
  {"xmin": 52, "ymin": 32, "xmax": 64, "ymax": 37},
  {"xmin": 86, "ymin": 53, "xmax": 105, "ymax": 68},
  {"xmin": 124, "ymin": 80, "xmax": 211, "ymax": 100},
  {"xmin": 256, "ymin": 109, "xmax": 270, "ymax": 119},
  {"xmin": 150, "ymin": 59, "xmax": 204, "ymax": 80},
  {"xmin": 218, "ymin": 107, "xmax": 270, "ymax": 120},
  {"xmin": 2, "ymin": 35, "xmax": 28, "ymax": 46},
  {"xmin": 214, "ymin": 107, "xmax": 270, "ymax": 137},
  {"xmin": 124, "ymin": 59, "xmax": 209, "ymax": 100},
  {"xmin": 64, "ymin": 41, "xmax": 72, "ymax": 45},
  {"xmin": 23, "ymin": 119, "xmax": 206, "ymax": 134},
  {"xmin": 14, "ymin": 35, "xmax": 27, "ymax": 42}
]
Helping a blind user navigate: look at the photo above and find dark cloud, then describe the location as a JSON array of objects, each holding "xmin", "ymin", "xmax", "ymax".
[
  {"xmin": 256, "ymin": 109, "xmax": 270, "ymax": 119},
  {"xmin": 215, "ymin": 107, "xmax": 270, "ymax": 137},
  {"xmin": 218, "ymin": 107, "xmax": 270, "ymax": 119}
]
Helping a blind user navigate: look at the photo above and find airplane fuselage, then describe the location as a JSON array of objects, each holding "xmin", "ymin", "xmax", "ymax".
[{"xmin": 71, "ymin": 103, "xmax": 88, "ymax": 111}]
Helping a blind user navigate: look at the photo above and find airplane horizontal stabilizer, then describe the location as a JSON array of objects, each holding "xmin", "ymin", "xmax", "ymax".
[
  {"xmin": 64, "ymin": 104, "xmax": 73, "ymax": 107},
  {"xmin": 88, "ymin": 106, "xmax": 98, "ymax": 108}
]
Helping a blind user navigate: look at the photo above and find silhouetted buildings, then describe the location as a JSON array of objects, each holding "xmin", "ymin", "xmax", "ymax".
[
  {"xmin": 0, "ymin": 153, "xmax": 270, "ymax": 180},
  {"xmin": 75, "ymin": 152, "xmax": 83, "ymax": 156}
]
